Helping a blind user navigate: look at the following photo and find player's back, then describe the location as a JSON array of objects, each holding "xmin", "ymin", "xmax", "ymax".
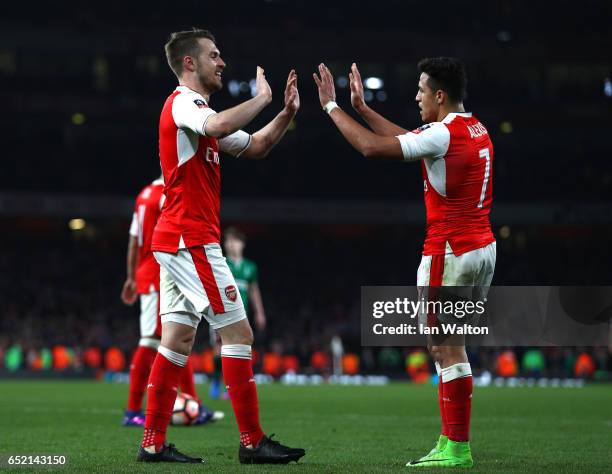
[
  {"xmin": 132, "ymin": 179, "xmax": 164, "ymax": 293},
  {"xmin": 422, "ymin": 113, "xmax": 495, "ymax": 256}
]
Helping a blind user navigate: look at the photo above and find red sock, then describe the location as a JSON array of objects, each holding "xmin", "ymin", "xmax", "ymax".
[
  {"xmin": 442, "ymin": 363, "xmax": 473, "ymax": 442},
  {"xmin": 179, "ymin": 356, "xmax": 199, "ymax": 401},
  {"xmin": 438, "ymin": 379, "xmax": 449, "ymax": 437},
  {"xmin": 141, "ymin": 350, "xmax": 184, "ymax": 451},
  {"xmin": 222, "ymin": 347, "xmax": 264, "ymax": 448},
  {"xmin": 127, "ymin": 346, "xmax": 157, "ymax": 412}
]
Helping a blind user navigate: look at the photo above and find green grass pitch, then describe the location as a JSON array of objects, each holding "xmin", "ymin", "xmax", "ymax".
[{"xmin": 0, "ymin": 381, "xmax": 611, "ymax": 473}]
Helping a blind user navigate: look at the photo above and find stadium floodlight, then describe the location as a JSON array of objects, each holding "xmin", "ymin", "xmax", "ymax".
[
  {"xmin": 364, "ymin": 77, "xmax": 384, "ymax": 90},
  {"xmin": 228, "ymin": 80, "xmax": 240, "ymax": 97},
  {"xmin": 376, "ymin": 91, "xmax": 388, "ymax": 102},
  {"xmin": 68, "ymin": 218, "xmax": 86, "ymax": 231},
  {"xmin": 364, "ymin": 90, "xmax": 374, "ymax": 102},
  {"xmin": 604, "ymin": 78, "xmax": 612, "ymax": 97},
  {"xmin": 71, "ymin": 113, "xmax": 86, "ymax": 125},
  {"xmin": 249, "ymin": 78, "xmax": 257, "ymax": 97}
]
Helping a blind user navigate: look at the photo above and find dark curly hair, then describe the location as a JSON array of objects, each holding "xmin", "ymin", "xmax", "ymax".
[{"xmin": 417, "ymin": 57, "xmax": 467, "ymax": 103}]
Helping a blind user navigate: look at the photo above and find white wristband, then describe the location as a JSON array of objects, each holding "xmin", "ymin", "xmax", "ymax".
[{"xmin": 323, "ymin": 101, "xmax": 339, "ymax": 115}]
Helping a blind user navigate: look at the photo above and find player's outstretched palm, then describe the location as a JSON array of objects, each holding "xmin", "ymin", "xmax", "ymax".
[
  {"xmin": 255, "ymin": 66, "xmax": 272, "ymax": 101},
  {"xmin": 313, "ymin": 63, "xmax": 336, "ymax": 108},
  {"xmin": 349, "ymin": 63, "xmax": 366, "ymax": 112},
  {"xmin": 284, "ymin": 69, "xmax": 300, "ymax": 114}
]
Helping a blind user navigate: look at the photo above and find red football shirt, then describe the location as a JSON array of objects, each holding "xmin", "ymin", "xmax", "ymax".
[
  {"xmin": 129, "ymin": 179, "xmax": 164, "ymax": 294},
  {"xmin": 397, "ymin": 112, "xmax": 495, "ymax": 256},
  {"xmin": 152, "ymin": 86, "xmax": 252, "ymax": 252}
]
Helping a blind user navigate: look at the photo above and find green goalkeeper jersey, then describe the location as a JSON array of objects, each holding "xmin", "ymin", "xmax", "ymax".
[{"xmin": 226, "ymin": 257, "xmax": 258, "ymax": 314}]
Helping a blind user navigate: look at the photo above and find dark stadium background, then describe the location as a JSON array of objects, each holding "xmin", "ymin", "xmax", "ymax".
[{"xmin": 1, "ymin": 0, "xmax": 610, "ymax": 379}]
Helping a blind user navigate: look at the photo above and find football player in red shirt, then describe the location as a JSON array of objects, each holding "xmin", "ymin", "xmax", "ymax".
[
  {"xmin": 314, "ymin": 58, "xmax": 496, "ymax": 468},
  {"xmin": 121, "ymin": 177, "xmax": 222, "ymax": 427},
  {"xmin": 138, "ymin": 29, "xmax": 304, "ymax": 464}
]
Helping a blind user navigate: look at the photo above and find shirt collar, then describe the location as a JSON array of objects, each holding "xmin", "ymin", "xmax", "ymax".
[
  {"xmin": 175, "ymin": 85, "xmax": 208, "ymax": 104},
  {"xmin": 442, "ymin": 112, "xmax": 472, "ymax": 123}
]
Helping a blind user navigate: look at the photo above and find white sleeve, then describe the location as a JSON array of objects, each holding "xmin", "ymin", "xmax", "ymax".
[
  {"xmin": 171, "ymin": 93, "xmax": 217, "ymax": 136},
  {"xmin": 396, "ymin": 123, "xmax": 450, "ymax": 162},
  {"xmin": 218, "ymin": 130, "xmax": 252, "ymax": 157},
  {"xmin": 129, "ymin": 212, "xmax": 138, "ymax": 237}
]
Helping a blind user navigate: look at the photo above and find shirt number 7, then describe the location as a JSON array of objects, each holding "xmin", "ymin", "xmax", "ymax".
[{"xmin": 477, "ymin": 148, "xmax": 491, "ymax": 209}]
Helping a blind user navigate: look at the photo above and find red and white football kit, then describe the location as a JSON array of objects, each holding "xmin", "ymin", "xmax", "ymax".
[
  {"xmin": 141, "ymin": 86, "xmax": 270, "ymax": 454},
  {"xmin": 397, "ymin": 112, "xmax": 495, "ymax": 444},
  {"xmin": 152, "ymin": 86, "xmax": 250, "ymax": 330},
  {"xmin": 127, "ymin": 179, "xmax": 203, "ymax": 416},
  {"xmin": 396, "ymin": 112, "xmax": 496, "ymax": 287},
  {"xmin": 129, "ymin": 178, "xmax": 165, "ymax": 343}
]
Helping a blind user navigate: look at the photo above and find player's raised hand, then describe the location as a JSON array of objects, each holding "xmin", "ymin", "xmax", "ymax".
[
  {"xmin": 313, "ymin": 63, "xmax": 336, "ymax": 108},
  {"xmin": 349, "ymin": 63, "xmax": 367, "ymax": 112},
  {"xmin": 283, "ymin": 69, "xmax": 300, "ymax": 115},
  {"xmin": 255, "ymin": 66, "xmax": 273, "ymax": 103},
  {"xmin": 121, "ymin": 278, "xmax": 137, "ymax": 306}
]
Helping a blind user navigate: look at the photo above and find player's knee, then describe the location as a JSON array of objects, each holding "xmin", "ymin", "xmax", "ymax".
[
  {"xmin": 441, "ymin": 345, "xmax": 467, "ymax": 364},
  {"xmin": 162, "ymin": 339, "xmax": 193, "ymax": 356},
  {"xmin": 161, "ymin": 326, "xmax": 196, "ymax": 355},
  {"xmin": 429, "ymin": 345, "xmax": 443, "ymax": 362},
  {"xmin": 232, "ymin": 327, "xmax": 253, "ymax": 346},
  {"xmin": 178, "ymin": 336, "xmax": 195, "ymax": 355},
  {"xmin": 217, "ymin": 319, "xmax": 254, "ymax": 345},
  {"xmin": 433, "ymin": 345, "xmax": 466, "ymax": 367}
]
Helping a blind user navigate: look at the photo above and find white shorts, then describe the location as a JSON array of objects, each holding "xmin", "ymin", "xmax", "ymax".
[
  {"xmin": 154, "ymin": 243, "xmax": 247, "ymax": 330},
  {"xmin": 139, "ymin": 287, "xmax": 162, "ymax": 338},
  {"xmin": 417, "ymin": 241, "xmax": 496, "ymax": 287},
  {"xmin": 417, "ymin": 241, "xmax": 496, "ymax": 327}
]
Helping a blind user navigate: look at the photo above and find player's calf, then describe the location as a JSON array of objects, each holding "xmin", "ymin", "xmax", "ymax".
[{"xmin": 139, "ymin": 337, "xmax": 196, "ymax": 459}]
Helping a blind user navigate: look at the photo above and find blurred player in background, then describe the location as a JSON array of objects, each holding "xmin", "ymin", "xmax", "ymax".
[
  {"xmin": 138, "ymin": 29, "xmax": 304, "ymax": 464},
  {"xmin": 120, "ymin": 177, "xmax": 222, "ymax": 427},
  {"xmin": 314, "ymin": 58, "xmax": 495, "ymax": 468},
  {"xmin": 225, "ymin": 227, "xmax": 267, "ymax": 333},
  {"xmin": 209, "ymin": 226, "xmax": 266, "ymax": 399}
]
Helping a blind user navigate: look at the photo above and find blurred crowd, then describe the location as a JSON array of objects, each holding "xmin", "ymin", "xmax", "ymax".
[
  {"xmin": 1, "ymin": 222, "xmax": 610, "ymax": 379},
  {"xmin": 1, "ymin": 342, "xmax": 610, "ymax": 382}
]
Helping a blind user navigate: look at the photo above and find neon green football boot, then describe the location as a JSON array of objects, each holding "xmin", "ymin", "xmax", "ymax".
[
  {"xmin": 406, "ymin": 439, "xmax": 473, "ymax": 468},
  {"xmin": 408, "ymin": 434, "xmax": 448, "ymax": 464}
]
